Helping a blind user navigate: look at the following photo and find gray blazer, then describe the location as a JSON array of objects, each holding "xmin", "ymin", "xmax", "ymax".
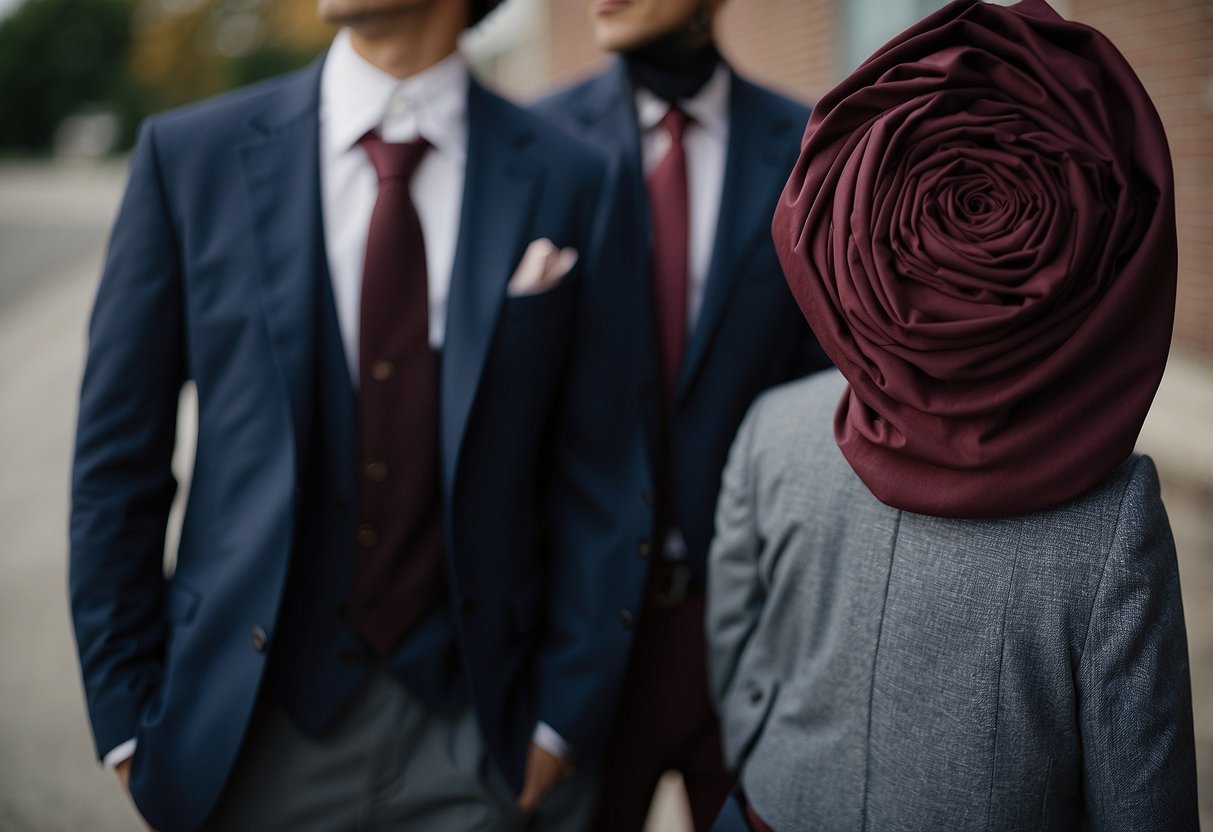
[{"xmin": 707, "ymin": 369, "xmax": 1198, "ymax": 831}]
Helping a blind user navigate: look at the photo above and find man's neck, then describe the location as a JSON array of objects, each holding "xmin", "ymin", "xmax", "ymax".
[
  {"xmin": 346, "ymin": 7, "xmax": 463, "ymax": 79},
  {"xmin": 623, "ymin": 32, "xmax": 722, "ymax": 104}
]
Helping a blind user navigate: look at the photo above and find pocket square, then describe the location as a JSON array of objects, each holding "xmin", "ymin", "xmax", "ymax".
[{"xmin": 507, "ymin": 238, "xmax": 579, "ymax": 297}]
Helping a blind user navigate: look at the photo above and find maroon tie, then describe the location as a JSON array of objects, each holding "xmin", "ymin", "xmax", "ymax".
[
  {"xmin": 647, "ymin": 107, "xmax": 691, "ymax": 396},
  {"xmin": 350, "ymin": 132, "xmax": 445, "ymax": 655}
]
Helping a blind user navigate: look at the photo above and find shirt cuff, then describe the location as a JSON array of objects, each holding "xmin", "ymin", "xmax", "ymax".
[
  {"xmin": 102, "ymin": 739, "xmax": 137, "ymax": 769},
  {"xmin": 532, "ymin": 722, "xmax": 571, "ymax": 760}
]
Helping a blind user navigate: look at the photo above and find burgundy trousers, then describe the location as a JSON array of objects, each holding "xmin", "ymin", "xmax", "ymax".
[{"xmin": 591, "ymin": 587, "xmax": 734, "ymax": 831}]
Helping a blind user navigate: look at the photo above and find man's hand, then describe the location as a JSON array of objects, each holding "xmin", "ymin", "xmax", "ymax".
[
  {"xmin": 114, "ymin": 758, "xmax": 159, "ymax": 831},
  {"xmin": 517, "ymin": 741, "xmax": 573, "ymax": 814}
]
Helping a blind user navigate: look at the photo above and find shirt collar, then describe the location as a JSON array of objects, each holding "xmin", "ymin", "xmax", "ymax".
[
  {"xmin": 320, "ymin": 28, "xmax": 469, "ymax": 160},
  {"xmin": 634, "ymin": 62, "xmax": 730, "ymax": 141}
]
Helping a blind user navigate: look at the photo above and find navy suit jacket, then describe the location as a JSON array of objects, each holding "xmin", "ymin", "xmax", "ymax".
[
  {"xmin": 533, "ymin": 60, "xmax": 831, "ymax": 599},
  {"xmin": 70, "ymin": 55, "xmax": 623, "ymax": 831}
]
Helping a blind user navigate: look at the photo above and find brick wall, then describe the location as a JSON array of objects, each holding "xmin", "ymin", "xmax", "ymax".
[
  {"xmin": 542, "ymin": 0, "xmax": 837, "ymax": 103},
  {"xmin": 535, "ymin": 0, "xmax": 1211, "ymax": 356},
  {"xmin": 715, "ymin": 0, "xmax": 837, "ymax": 103},
  {"xmin": 544, "ymin": 1, "xmax": 608, "ymax": 89},
  {"xmin": 1067, "ymin": 0, "xmax": 1213, "ymax": 355}
]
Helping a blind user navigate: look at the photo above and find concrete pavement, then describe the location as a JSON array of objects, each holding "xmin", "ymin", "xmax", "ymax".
[
  {"xmin": 0, "ymin": 162, "xmax": 144, "ymax": 828},
  {"xmin": 1, "ymin": 160, "xmax": 1208, "ymax": 829}
]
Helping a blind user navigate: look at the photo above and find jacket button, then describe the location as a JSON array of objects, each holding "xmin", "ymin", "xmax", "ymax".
[
  {"xmin": 636, "ymin": 539, "xmax": 651, "ymax": 558},
  {"xmin": 364, "ymin": 460, "xmax": 387, "ymax": 481},
  {"xmin": 356, "ymin": 523, "xmax": 378, "ymax": 547},
  {"xmin": 749, "ymin": 687, "xmax": 763, "ymax": 704},
  {"xmin": 251, "ymin": 626, "xmax": 269, "ymax": 652},
  {"xmin": 339, "ymin": 651, "xmax": 361, "ymax": 669},
  {"xmin": 619, "ymin": 609, "xmax": 634, "ymax": 630},
  {"xmin": 641, "ymin": 490, "xmax": 654, "ymax": 506},
  {"xmin": 370, "ymin": 359, "xmax": 396, "ymax": 381}
]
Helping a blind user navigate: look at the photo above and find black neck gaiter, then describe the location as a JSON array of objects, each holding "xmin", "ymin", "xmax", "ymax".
[{"xmin": 624, "ymin": 30, "xmax": 722, "ymax": 103}]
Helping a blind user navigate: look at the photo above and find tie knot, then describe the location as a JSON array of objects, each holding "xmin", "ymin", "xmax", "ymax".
[
  {"xmin": 660, "ymin": 107, "xmax": 690, "ymax": 142},
  {"xmin": 360, "ymin": 132, "xmax": 430, "ymax": 182}
]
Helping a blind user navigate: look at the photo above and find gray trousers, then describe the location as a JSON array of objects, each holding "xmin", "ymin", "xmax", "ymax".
[{"xmin": 202, "ymin": 670, "xmax": 596, "ymax": 831}]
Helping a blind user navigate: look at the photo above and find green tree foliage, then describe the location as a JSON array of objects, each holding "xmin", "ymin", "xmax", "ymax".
[
  {"xmin": 0, "ymin": 0, "xmax": 329, "ymax": 153},
  {"xmin": 228, "ymin": 44, "xmax": 317, "ymax": 89},
  {"xmin": 0, "ymin": 0, "xmax": 143, "ymax": 152},
  {"xmin": 131, "ymin": 0, "xmax": 328, "ymax": 115}
]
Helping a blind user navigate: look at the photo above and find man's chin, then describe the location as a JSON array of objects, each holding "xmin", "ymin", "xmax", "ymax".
[
  {"xmin": 590, "ymin": 21, "xmax": 648, "ymax": 53},
  {"xmin": 318, "ymin": 0, "xmax": 419, "ymax": 28}
]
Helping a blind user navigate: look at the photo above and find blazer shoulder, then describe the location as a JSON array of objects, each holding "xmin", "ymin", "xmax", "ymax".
[
  {"xmin": 732, "ymin": 72, "xmax": 811, "ymax": 147},
  {"xmin": 530, "ymin": 68, "xmax": 612, "ymax": 125},
  {"xmin": 146, "ymin": 65, "xmax": 316, "ymax": 141},
  {"xmin": 745, "ymin": 369, "xmax": 848, "ymax": 471},
  {"xmin": 753, "ymin": 368, "xmax": 845, "ymax": 428},
  {"xmin": 1081, "ymin": 453, "xmax": 1167, "ymax": 556},
  {"xmin": 1031, "ymin": 453, "xmax": 1159, "ymax": 537},
  {"xmin": 1116, "ymin": 453, "xmax": 1162, "ymax": 503},
  {"xmin": 480, "ymin": 81, "xmax": 608, "ymax": 180},
  {"xmin": 740, "ymin": 371, "xmax": 892, "ymax": 551}
]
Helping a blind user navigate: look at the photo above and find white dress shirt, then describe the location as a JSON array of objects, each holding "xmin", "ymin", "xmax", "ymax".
[
  {"xmin": 105, "ymin": 30, "xmax": 571, "ymax": 769},
  {"xmin": 636, "ymin": 65, "xmax": 730, "ymax": 563},
  {"xmin": 634, "ymin": 64, "xmax": 730, "ymax": 333},
  {"xmin": 321, "ymin": 28, "xmax": 467, "ymax": 381}
]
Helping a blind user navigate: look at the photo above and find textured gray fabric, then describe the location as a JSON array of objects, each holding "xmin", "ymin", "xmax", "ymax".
[
  {"xmin": 201, "ymin": 669, "xmax": 596, "ymax": 831},
  {"xmin": 707, "ymin": 369, "xmax": 1198, "ymax": 831}
]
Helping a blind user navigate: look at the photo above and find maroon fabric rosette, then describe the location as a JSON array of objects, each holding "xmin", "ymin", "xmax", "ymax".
[{"xmin": 774, "ymin": 0, "xmax": 1176, "ymax": 517}]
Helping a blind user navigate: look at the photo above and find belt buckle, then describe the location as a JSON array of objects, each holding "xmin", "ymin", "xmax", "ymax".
[{"xmin": 648, "ymin": 562, "xmax": 690, "ymax": 609}]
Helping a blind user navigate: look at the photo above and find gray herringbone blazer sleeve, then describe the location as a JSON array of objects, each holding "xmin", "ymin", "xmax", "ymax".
[
  {"xmin": 1078, "ymin": 457, "xmax": 1198, "ymax": 829},
  {"xmin": 706, "ymin": 403, "xmax": 765, "ymax": 771}
]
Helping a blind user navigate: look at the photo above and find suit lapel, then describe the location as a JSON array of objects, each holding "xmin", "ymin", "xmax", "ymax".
[
  {"xmin": 572, "ymin": 63, "xmax": 667, "ymax": 459},
  {"xmin": 576, "ymin": 60, "xmax": 651, "ymax": 251},
  {"xmin": 238, "ymin": 58, "xmax": 333, "ymax": 470},
  {"xmin": 572, "ymin": 65, "xmax": 798, "ymax": 405},
  {"xmin": 676, "ymin": 72, "xmax": 798, "ymax": 400},
  {"xmin": 441, "ymin": 79, "xmax": 543, "ymax": 498}
]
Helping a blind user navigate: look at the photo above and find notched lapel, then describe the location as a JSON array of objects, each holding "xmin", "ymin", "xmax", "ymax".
[
  {"xmin": 579, "ymin": 60, "xmax": 649, "ymax": 246},
  {"xmin": 441, "ymin": 79, "xmax": 544, "ymax": 498},
  {"xmin": 676, "ymin": 73, "xmax": 799, "ymax": 400},
  {"xmin": 238, "ymin": 59, "xmax": 329, "ymax": 466}
]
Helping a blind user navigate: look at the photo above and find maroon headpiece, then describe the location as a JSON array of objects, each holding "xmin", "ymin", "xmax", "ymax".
[{"xmin": 773, "ymin": 0, "xmax": 1176, "ymax": 517}]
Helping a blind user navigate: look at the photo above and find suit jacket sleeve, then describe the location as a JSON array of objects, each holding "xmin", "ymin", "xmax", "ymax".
[
  {"xmin": 1077, "ymin": 455, "xmax": 1199, "ymax": 830},
  {"xmin": 706, "ymin": 397, "xmax": 767, "ymax": 771},
  {"xmin": 69, "ymin": 119, "xmax": 185, "ymax": 760}
]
